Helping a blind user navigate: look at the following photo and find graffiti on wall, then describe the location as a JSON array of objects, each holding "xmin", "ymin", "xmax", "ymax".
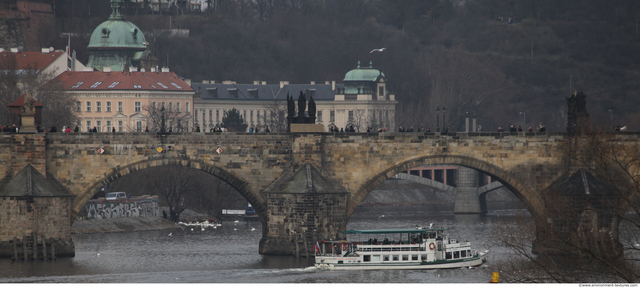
[{"xmin": 86, "ymin": 197, "xmax": 160, "ymax": 219}]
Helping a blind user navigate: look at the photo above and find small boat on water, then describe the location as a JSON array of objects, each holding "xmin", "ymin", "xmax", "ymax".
[{"xmin": 314, "ymin": 225, "xmax": 488, "ymax": 270}]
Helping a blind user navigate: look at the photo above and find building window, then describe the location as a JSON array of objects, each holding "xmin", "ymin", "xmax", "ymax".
[
  {"xmin": 106, "ymin": 101, "xmax": 112, "ymax": 112},
  {"xmin": 330, "ymin": 111, "xmax": 335, "ymax": 122},
  {"xmin": 243, "ymin": 110, "xmax": 246, "ymax": 121},
  {"xmin": 216, "ymin": 110, "xmax": 219, "ymax": 122},
  {"xmin": 318, "ymin": 111, "xmax": 323, "ymax": 122},
  {"xmin": 76, "ymin": 101, "xmax": 81, "ymax": 112},
  {"xmin": 186, "ymin": 102, "xmax": 190, "ymax": 113},
  {"xmin": 348, "ymin": 111, "xmax": 354, "ymax": 122},
  {"xmin": 118, "ymin": 120, "xmax": 123, "ymax": 132},
  {"xmin": 169, "ymin": 102, "xmax": 173, "ymax": 112},
  {"xmin": 379, "ymin": 86, "xmax": 384, "ymax": 97},
  {"xmin": 194, "ymin": 109, "xmax": 198, "ymax": 121},
  {"xmin": 256, "ymin": 111, "xmax": 260, "ymax": 124},
  {"xmin": 209, "ymin": 110, "xmax": 212, "ymax": 122},
  {"xmin": 106, "ymin": 120, "xmax": 112, "ymax": 132},
  {"xmin": 135, "ymin": 102, "xmax": 141, "ymax": 112},
  {"xmin": 118, "ymin": 101, "xmax": 123, "ymax": 112},
  {"xmin": 176, "ymin": 102, "xmax": 180, "ymax": 113},
  {"xmin": 86, "ymin": 121, "xmax": 91, "ymax": 131},
  {"xmin": 250, "ymin": 111, "xmax": 253, "ymax": 123},
  {"xmin": 96, "ymin": 121, "xmax": 102, "ymax": 132},
  {"xmin": 136, "ymin": 121, "xmax": 142, "ymax": 132},
  {"xmin": 96, "ymin": 101, "xmax": 102, "ymax": 112},
  {"xmin": 86, "ymin": 101, "xmax": 91, "ymax": 112},
  {"xmin": 152, "ymin": 102, "xmax": 156, "ymax": 109}
]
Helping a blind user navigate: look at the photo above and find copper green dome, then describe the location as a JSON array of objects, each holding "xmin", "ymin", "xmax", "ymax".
[
  {"xmin": 86, "ymin": 0, "xmax": 147, "ymax": 71},
  {"xmin": 87, "ymin": 0, "xmax": 145, "ymax": 50},
  {"xmin": 87, "ymin": 20, "xmax": 146, "ymax": 49},
  {"xmin": 343, "ymin": 61, "xmax": 385, "ymax": 82}
]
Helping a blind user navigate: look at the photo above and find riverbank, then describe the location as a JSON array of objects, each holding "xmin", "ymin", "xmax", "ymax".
[
  {"xmin": 71, "ymin": 207, "xmax": 208, "ymax": 234},
  {"xmin": 71, "ymin": 217, "xmax": 179, "ymax": 234}
]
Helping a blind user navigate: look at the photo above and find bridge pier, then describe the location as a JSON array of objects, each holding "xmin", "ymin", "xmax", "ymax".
[
  {"xmin": 259, "ymin": 163, "xmax": 349, "ymax": 256},
  {"xmin": 454, "ymin": 166, "xmax": 485, "ymax": 214}
]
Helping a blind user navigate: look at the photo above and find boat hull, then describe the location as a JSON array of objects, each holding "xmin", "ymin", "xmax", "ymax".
[{"xmin": 315, "ymin": 255, "xmax": 486, "ymax": 270}]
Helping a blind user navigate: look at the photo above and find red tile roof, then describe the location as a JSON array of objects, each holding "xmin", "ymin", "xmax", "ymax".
[
  {"xmin": 8, "ymin": 93, "xmax": 44, "ymax": 107},
  {"xmin": 51, "ymin": 71, "xmax": 194, "ymax": 92},
  {"xmin": 0, "ymin": 51, "xmax": 64, "ymax": 71}
]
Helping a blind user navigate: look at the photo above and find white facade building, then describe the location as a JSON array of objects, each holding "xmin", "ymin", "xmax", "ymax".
[{"xmin": 192, "ymin": 61, "xmax": 397, "ymax": 132}]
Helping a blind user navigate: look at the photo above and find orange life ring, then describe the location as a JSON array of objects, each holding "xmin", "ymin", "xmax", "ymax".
[{"xmin": 429, "ymin": 242, "xmax": 436, "ymax": 250}]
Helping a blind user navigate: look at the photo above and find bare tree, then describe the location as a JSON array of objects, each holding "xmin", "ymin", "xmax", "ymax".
[
  {"xmin": 145, "ymin": 165, "xmax": 204, "ymax": 221},
  {"xmin": 0, "ymin": 55, "xmax": 76, "ymax": 129},
  {"xmin": 264, "ymin": 99, "xmax": 287, "ymax": 132},
  {"xmin": 493, "ymin": 128, "xmax": 640, "ymax": 283},
  {"xmin": 143, "ymin": 103, "xmax": 192, "ymax": 132}
]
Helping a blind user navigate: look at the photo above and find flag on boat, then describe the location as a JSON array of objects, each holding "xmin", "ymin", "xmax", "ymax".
[{"xmin": 314, "ymin": 242, "xmax": 320, "ymax": 253}]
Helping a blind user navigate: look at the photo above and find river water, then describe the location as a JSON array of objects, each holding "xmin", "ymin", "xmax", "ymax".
[{"xmin": 0, "ymin": 203, "xmax": 527, "ymax": 283}]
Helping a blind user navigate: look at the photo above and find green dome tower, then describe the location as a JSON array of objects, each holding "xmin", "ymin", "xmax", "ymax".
[{"xmin": 86, "ymin": 0, "xmax": 152, "ymax": 71}]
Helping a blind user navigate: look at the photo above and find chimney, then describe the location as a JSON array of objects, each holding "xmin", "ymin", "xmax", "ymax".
[
  {"xmin": 325, "ymin": 81, "xmax": 330, "ymax": 85},
  {"xmin": 103, "ymin": 67, "xmax": 112, "ymax": 72},
  {"xmin": 310, "ymin": 81, "xmax": 315, "ymax": 85},
  {"xmin": 332, "ymin": 81, "xmax": 336, "ymax": 91},
  {"xmin": 184, "ymin": 79, "xmax": 191, "ymax": 86},
  {"xmin": 280, "ymin": 81, "xmax": 285, "ymax": 88},
  {"xmin": 203, "ymin": 80, "xmax": 210, "ymax": 84},
  {"xmin": 150, "ymin": 67, "xmax": 156, "ymax": 72},
  {"xmin": 253, "ymin": 80, "xmax": 260, "ymax": 85},
  {"xmin": 140, "ymin": 68, "xmax": 146, "ymax": 72},
  {"xmin": 0, "ymin": 48, "xmax": 4, "ymax": 52},
  {"xmin": 10, "ymin": 48, "xmax": 18, "ymax": 53},
  {"xmin": 261, "ymin": 81, "xmax": 266, "ymax": 85},
  {"xmin": 129, "ymin": 66, "xmax": 138, "ymax": 72},
  {"xmin": 83, "ymin": 67, "xmax": 93, "ymax": 72},
  {"xmin": 211, "ymin": 80, "xmax": 216, "ymax": 84},
  {"xmin": 41, "ymin": 48, "xmax": 50, "ymax": 54},
  {"xmin": 161, "ymin": 67, "xmax": 170, "ymax": 73}
]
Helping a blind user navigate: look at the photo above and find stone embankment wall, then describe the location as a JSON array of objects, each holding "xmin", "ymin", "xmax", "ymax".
[{"xmin": 83, "ymin": 195, "xmax": 159, "ymax": 219}]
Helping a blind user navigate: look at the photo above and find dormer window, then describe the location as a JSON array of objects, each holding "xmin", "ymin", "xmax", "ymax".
[
  {"xmin": 228, "ymin": 88, "xmax": 238, "ymax": 98},
  {"xmin": 71, "ymin": 81, "xmax": 84, "ymax": 88},
  {"xmin": 156, "ymin": 82, "xmax": 169, "ymax": 89},
  {"xmin": 248, "ymin": 88, "xmax": 258, "ymax": 99},
  {"xmin": 170, "ymin": 82, "xmax": 183, "ymax": 89},
  {"xmin": 102, "ymin": 28, "xmax": 110, "ymax": 38},
  {"xmin": 108, "ymin": 82, "xmax": 120, "ymax": 88},
  {"xmin": 90, "ymin": 81, "xmax": 102, "ymax": 88}
]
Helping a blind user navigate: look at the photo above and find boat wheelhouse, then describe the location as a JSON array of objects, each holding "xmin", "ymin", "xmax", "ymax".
[{"xmin": 314, "ymin": 226, "xmax": 487, "ymax": 270}]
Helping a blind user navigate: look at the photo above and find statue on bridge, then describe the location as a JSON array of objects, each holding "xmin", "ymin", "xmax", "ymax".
[
  {"xmin": 297, "ymin": 91, "xmax": 306, "ymax": 118},
  {"xmin": 286, "ymin": 91, "xmax": 317, "ymax": 132},
  {"xmin": 566, "ymin": 91, "xmax": 589, "ymax": 133}
]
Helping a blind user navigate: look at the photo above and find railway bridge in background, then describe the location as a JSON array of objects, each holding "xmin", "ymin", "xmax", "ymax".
[{"xmin": 1, "ymin": 132, "xmax": 635, "ymax": 256}]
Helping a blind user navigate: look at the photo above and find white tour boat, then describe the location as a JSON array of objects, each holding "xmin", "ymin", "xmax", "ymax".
[{"xmin": 314, "ymin": 225, "xmax": 488, "ymax": 270}]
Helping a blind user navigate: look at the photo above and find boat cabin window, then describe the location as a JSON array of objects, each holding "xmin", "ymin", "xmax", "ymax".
[
  {"xmin": 402, "ymin": 255, "xmax": 409, "ymax": 261},
  {"xmin": 412, "ymin": 255, "xmax": 418, "ymax": 261},
  {"xmin": 446, "ymin": 252, "xmax": 452, "ymax": 259},
  {"xmin": 363, "ymin": 255, "xmax": 371, "ymax": 262},
  {"xmin": 392, "ymin": 255, "xmax": 399, "ymax": 261},
  {"xmin": 372, "ymin": 255, "xmax": 380, "ymax": 261},
  {"xmin": 383, "ymin": 255, "xmax": 389, "ymax": 261},
  {"xmin": 438, "ymin": 242, "xmax": 443, "ymax": 251},
  {"xmin": 421, "ymin": 255, "xmax": 428, "ymax": 261},
  {"xmin": 461, "ymin": 250, "xmax": 466, "ymax": 257},
  {"xmin": 453, "ymin": 251, "xmax": 460, "ymax": 259},
  {"xmin": 468, "ymin": 250, "xmax": 472, "ymax": 257}
]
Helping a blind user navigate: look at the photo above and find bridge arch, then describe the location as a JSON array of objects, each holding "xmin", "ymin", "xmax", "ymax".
[
  {"xmin": 72, "ymin": 156, "xmax": 268, "ymax": 226},
  {"xmin": 347, "ymin": 154, "xmax": 540, "ymax": 220}
]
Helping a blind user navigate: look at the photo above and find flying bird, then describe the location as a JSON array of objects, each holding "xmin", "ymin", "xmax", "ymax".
[{"xmin": 370, "ymin": 48, "xmax": 386, "ymax": 53}]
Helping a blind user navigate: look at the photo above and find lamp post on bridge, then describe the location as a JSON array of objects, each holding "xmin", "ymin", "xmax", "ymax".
[
  {"xmin": 609, "ymin": 109, "xmax": 613, "ymax": 129},
  {"xmin": 436, "ymin": 106, "xmax": 440, "ymax": 132}
]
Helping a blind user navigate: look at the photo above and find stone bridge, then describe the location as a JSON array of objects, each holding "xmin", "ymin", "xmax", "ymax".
[{"xmin": 2, "ymin": 132, "xmax": 635, "ymax": 256}]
